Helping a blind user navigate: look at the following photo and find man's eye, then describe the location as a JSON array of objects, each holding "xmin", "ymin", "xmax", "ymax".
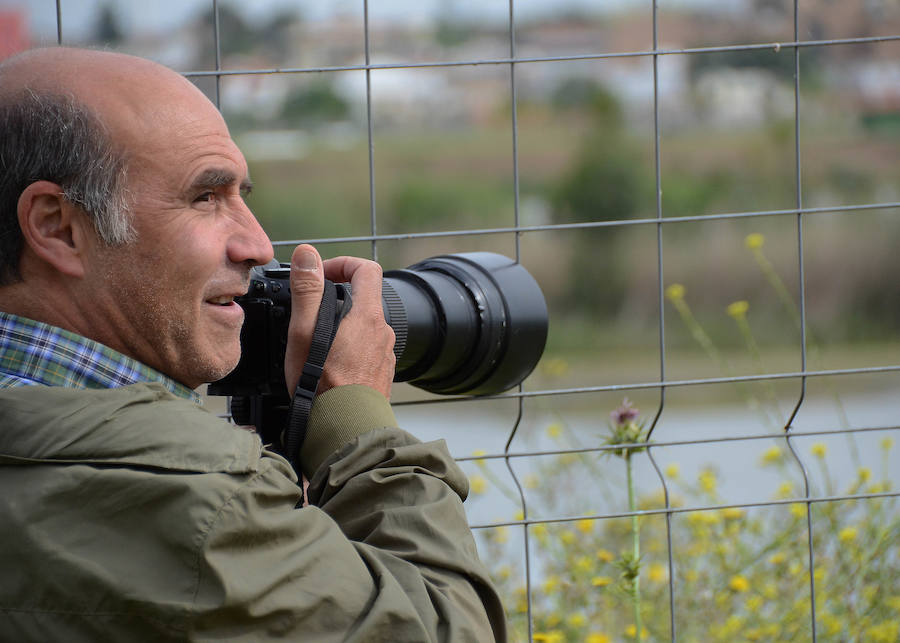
[{"xmin": 195, "ymin": 192, "xmax": 216, "ymax": 203}]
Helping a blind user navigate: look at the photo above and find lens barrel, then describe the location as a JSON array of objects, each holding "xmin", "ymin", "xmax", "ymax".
[{"xmin": 382, "ymin": 252, "xmax": 547, "ymax": 395}]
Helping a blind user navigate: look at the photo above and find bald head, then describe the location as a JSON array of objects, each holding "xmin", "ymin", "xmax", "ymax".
[
  {"xmin": 0, "ymin": 47, "xmax": 220, "ymax": 151},
  {"xmin": 0, "ymin": 47, "xmax": 225, "ymax": 285}
]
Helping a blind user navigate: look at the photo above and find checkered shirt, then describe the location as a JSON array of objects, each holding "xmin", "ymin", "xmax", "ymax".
[{"xmin": 0, "ymin": 311, "xmax": 200, "ymax": 402}]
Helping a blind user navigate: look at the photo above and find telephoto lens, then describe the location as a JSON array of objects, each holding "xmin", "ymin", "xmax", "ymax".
[
  {"xmin": 208, "ymin": 252, "xmax": 548, "ymax": 402},
  {"xmin": 382, "ymin": 252, "xmax": 548, "ymax": 395}
]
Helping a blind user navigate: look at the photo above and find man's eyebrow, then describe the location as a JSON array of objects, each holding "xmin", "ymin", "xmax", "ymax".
[{"xmin": 190, "ymin": 168, "xmax": 253, "ymax": 193}]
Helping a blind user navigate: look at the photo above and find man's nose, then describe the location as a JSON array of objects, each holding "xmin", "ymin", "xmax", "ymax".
[{"xmin": 227, "ymin": 202, "xmax": 274, "ymax": 267}]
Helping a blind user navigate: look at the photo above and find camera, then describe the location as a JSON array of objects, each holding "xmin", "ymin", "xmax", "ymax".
[{"xmin": 208, "ymin": 252, "xmax": 548, "ymax": 431}]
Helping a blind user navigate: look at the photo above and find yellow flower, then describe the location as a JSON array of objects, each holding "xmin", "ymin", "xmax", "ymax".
[
  {"xmin": 575, "ymin": 555, "xmax": 593, "ymax": 573},
  {"xmin": 698, "ymin": 469, "xmax": 717, "ymax": 493},
  {"xmin": 790, "ymin": 503, "xmax": 806, "ymax": 518},
  {"xmin": 858, "ymin": 467, "xmax": 872, "ymax": 482},
  {"xmin": 776, "ymin": 481, "xmax": 794, "ymax": 498},
  {"xmin": 568, "ymin": 613, "xmax": 587, "ymax": 628},
  {"xmin": 532, "ymin": 523, "xmax": 548, "ymax": 540},
  {"xmin": 747, "ymin": 596, "xmax": 763, "ymax": 613},
  {"xmin": 727, "ymin": 300, "xmax": 749, "ymax": 319},
  {"xmin": 469, "ymin": 475, "xmax": 487, "ymax": 495},
  {"xmin": 768, "ymin": 552, "xmax": 786, "ymax": 565},
  {"xmin": 729, "ymin": 575, "xmax": 750, "ymax": 592},
  {"xmin": 839, "ymin": 526, "xmax": 858, "ymax": 543},
  {"xmin": 865, "ymin": 621, "xmax": 900, "ymax": 643},
  {"xmin": 471, "ymin": 449, "xmax": 486, "ymax": 462},
  {"xmin": 687, "ymin": 510, "xmax": 721, "ymax": 526},
  {"xmin": 665, "ymin": 283, "xmax": 685, "ymax": 301},
  {"xmin": 625, "ymin": 625, "xmax": 649, "ymax": 639},
  {"xmin": 591, "ymin": 576, "xmax": 613, "ymax": 587},
  {"xmin": 524, "ymin": 474, "xmax": 539, "ymax": 489},
  {"xmin": 576, "ymin": 519, "xmax": 594, "ymax": 533},
  {"xmin": 514, "ymin": 510, "xmax": 524, "ymax": 521},
  {"xmin": 745, "ymin": 233, "xmax": 765, "ymax": 249},
  {"xmin": 596, "ymin": 549, "xmax": 615, "ymax": 563},
  {"xmin": 541, "ymin": 357, "xmax": 569, "ymax": 377},
  {"xmin": 532, "ymin": 631, "xmax": 564, "ymax": 643},
  {"xmin": 559, "ymin": 530, "xmax": 576, "ymax": 545},
  {"xmin": 665, "ymin": 463, "xmax": 680, "ymax": 478},
  {"xmin": 810, "ymin": 442, "xmax": 827, "ymax": 458},
  {"xmin": 723, "ymin": 507, "xmax": 745, "ymax": 520},
  {"xmin": 587, "ymin": 634, "xmax": 611, "ymax": 643},
  {"xmin": 648, "ymin": 562, "xmax": 667, "ymax": 583},
  {"xmin": 497, "ymin": 565, "xmax": 512, "ymax": 580},
  {"xmin": 493, "ymin": 526, "xmax": 509, "ymax": 544},
  {"xmin": 546, "ymin": 422, "xmax": 563, "ymax": 438},
  {"xmin": 761, "ymin": 446, "xmax": 782, "ymax": 465},
  {"xmin": 542, "ymin": 575, "xmax": 560, "ymax": 594},
  {"xmin": 821, "ymin": 612, "xmax": 842, "ymax": 636},
  {"xmin": 881, "ymin": 437, "xmax": 894, "ymax": 451}
]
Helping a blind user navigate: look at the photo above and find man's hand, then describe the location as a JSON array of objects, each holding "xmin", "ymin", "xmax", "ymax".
[{"xmin": 284, "ymin": 244, "xmax": 395, "ymax": 400}]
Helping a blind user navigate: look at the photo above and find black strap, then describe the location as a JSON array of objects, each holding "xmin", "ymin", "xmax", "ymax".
[{"xmin": 282, "ymin": 280, "xmax": 344, "ymax": 472}]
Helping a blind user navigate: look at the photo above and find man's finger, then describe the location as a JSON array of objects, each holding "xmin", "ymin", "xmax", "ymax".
[{"xmin": 284, "ymin": 244, "xmax": 324, "ymax": 395}]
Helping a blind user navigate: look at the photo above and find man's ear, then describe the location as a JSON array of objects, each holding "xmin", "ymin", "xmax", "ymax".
[{"xmin": 17, "ymin": 181, "xmax": 95, "ymax": 278}]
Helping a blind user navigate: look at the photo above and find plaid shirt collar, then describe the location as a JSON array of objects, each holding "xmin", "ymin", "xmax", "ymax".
[{"xmin": 0, "ymin": 311, "xmax": 200, "ymax": 403}]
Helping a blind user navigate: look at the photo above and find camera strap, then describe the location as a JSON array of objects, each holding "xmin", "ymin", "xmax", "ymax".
[{"xmin": 282, "ymin": 279, "xmax": 347, "ymax": 481}]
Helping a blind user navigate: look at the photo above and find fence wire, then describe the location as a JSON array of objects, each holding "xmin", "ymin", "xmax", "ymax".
[{"xmin": 44, "ymin": 1, "xmax": 900, "ymax": 641}]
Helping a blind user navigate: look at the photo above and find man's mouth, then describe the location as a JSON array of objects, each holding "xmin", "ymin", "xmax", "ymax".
[{"xmin": 206, "ymin": 296, "xmax": 236, "ymax": 306}]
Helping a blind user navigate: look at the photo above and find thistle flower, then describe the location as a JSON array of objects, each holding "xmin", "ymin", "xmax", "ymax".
[
  {"xmin": 606, "ymin": 398, "xmax": 647, "ymax": 456},
  {"xmin": 611, "ymin": 398, "xmax": 640, "ymax": 425}
]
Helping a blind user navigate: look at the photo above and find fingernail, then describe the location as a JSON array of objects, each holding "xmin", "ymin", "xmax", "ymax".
[{"xmin": 293, "ymin": 250, "xmax": 318, "ymax": 272}]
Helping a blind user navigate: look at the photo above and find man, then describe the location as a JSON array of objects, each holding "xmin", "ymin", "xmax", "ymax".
[{"xmin": 0, "ymin": 47, "xmax": 505, "ymax": 641}]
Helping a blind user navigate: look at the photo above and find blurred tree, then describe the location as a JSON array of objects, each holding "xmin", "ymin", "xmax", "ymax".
[
  {"xmin": 551, "ymin": 82, "xmax": 648, "ymax": 317},
  {"xmin": 434, "ymin": 0, "xmax": 472, "ymax": 48},
  {"xmin": 279, "ymin": 80, "xmax": 349, "ymax": 126}
]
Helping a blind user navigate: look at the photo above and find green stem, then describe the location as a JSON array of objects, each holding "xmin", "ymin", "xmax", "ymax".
[{"xmin": 627, "ymin": 452, "xmax": 643, "ymax": 642}]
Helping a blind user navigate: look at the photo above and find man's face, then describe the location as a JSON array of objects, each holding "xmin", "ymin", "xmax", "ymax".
[{"xmin": 83, "ymin": 81, "xmax": 274, "ymax": 389}]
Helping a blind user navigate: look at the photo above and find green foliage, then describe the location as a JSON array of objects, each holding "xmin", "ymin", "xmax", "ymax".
[
  {"xmin": 550, "ymin": 93, "xmax": 649, "ymax": 316},
  {"xmin": 688, "ymin": 46, "xmax": 821, "ymax": 87},
  {"xmin": 280, "ymin": 81, "xmax": 350, "ymax": 126}
]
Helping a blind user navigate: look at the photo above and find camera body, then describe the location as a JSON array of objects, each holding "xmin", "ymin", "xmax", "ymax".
[{"xmin": 208, "ymin": 252, "xmax": 548, "ymax": 432}]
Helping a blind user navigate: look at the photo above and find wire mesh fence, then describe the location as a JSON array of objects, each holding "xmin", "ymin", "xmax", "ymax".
[{"xmin": 17, "ymin": 0, "xmax": 900, "ymax": 640}]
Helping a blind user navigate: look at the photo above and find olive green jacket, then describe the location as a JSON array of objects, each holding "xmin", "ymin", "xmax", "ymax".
[{"xmin": 0, "ymin": 383, "xmax": 506, "ymax": 641}]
